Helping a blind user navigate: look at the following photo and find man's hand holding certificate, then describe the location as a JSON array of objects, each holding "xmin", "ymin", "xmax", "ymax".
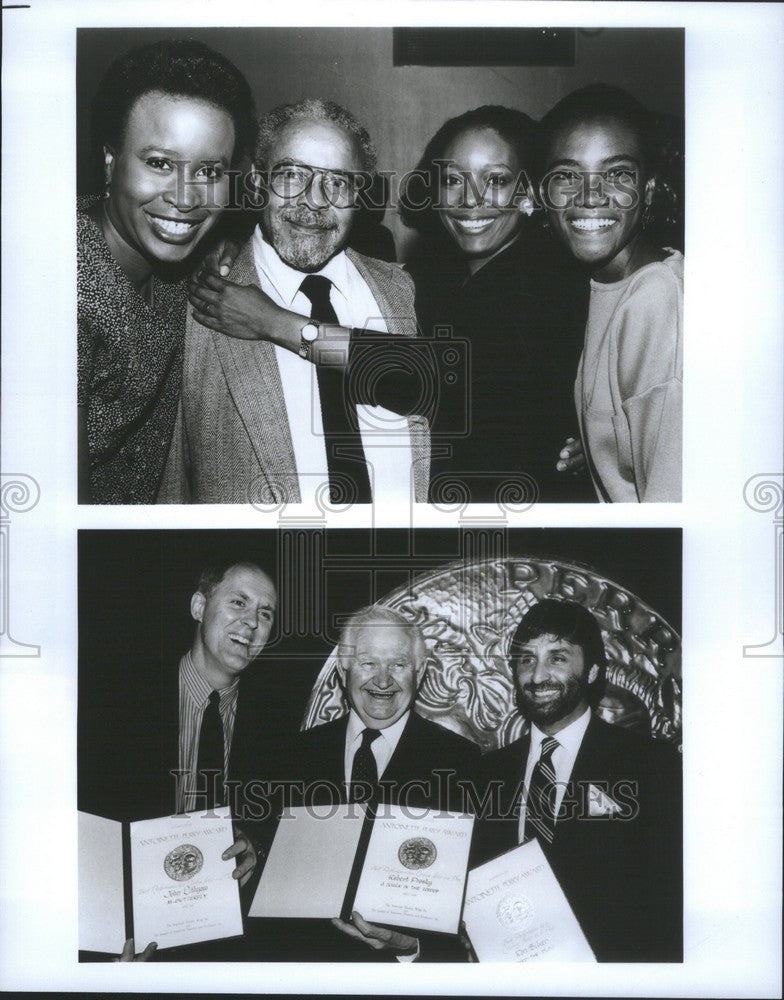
[
  {"xmin": 79, "ymin": 809, "xmax": 243, "ymax": 954},
  {"xmin": 250, "ymin": 804, "xmax": 474, "ymax": 937}
]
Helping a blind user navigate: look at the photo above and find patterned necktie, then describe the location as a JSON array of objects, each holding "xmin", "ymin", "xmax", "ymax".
[
  {"xmin": 350, "ymin": 727, "xmax": 381, "ymax": 804},
  {"xmin": 298, "ymin": 274, "xmax": 372, "ymax": 504},
  {"xmin": 523, "ymin": 736, "xmax": 560, "ymax": 844},
  {"xmin": 196, "ymin": 690, "xmax": 225, "ymax": 810}
]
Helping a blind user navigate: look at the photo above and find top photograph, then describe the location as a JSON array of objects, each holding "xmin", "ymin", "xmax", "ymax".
[{"xmin": 76, "ymin": 26, "xmax": 684, "ymax": 507}]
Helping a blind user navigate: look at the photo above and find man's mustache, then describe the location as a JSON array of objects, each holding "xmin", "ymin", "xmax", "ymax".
[
  {"xmin": 281, "ymin": 207, "xmax": 338, "ymax": 231},
  {"xmin": 523, "ymin": 682, "xmax": 564, "ymax": 694}
]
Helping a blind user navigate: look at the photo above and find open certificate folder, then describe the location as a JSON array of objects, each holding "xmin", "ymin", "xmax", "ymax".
[
  {"xmin": 78, "ymin": 809, "xmax": 243, "ymax": 953},
  {"xmin": 250, "ymin": 804, "xmax": 474, "ymax": 935},
  {"xmin": 463, "ymin": 839, "xmax": 596, "ymax": 962}
]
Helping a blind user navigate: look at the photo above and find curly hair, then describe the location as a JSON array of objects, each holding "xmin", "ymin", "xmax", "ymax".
[
  {"xmin": 400, "ymin": 105, "xmax": 538, "ymax": 236},
  {"xmin": 508, "ymin": 598, "xmax": 607, "ymax": 708},
  {"xmin": 91, "ymin": 38, "xmax": 257, "ymax": 166},
  {"xmin": 254, "ymin": 97, "xmax": 377, "ymax": 173}
]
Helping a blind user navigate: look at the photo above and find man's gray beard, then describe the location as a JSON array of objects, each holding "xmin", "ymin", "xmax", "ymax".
[{"xmin": 268, "ymin": 217, "xmax": 344, "ymax": 272}]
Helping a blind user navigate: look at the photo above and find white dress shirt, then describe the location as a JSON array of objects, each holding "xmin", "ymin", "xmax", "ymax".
[
  {"xmin": 252, "ymin": 229, "xmax": 414, "ymax": 502},
  {"xmin": 517, "ymin": 707, "xmax": 592, "ymax": 843},
  {"xmin": 343, "ymin": 708, "xmax": 409, "ymax": 788}
]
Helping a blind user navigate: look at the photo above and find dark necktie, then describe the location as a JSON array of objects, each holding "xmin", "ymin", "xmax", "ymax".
[
  {"xmin": 523, "ymin": 736, "xmax": 560, "ymax": 844},
  {"xmin": 298, "ymin": 274, "xmax": 371, "ymax": 503},
  {"xmin": 350, "ymin": 728, "xmax": 381, "ymax": 804},
  {"xmin": 197, "ymin": 690, "xmax": 225, "ymax": 810}
]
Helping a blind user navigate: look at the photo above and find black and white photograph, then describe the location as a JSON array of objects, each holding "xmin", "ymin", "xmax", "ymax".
[
  {"xmin": 0, "ymin": 2, "xmax": 782, "ymax": 998},
  {"xmin": 76, "ymin": 25, "xmax": 683, "ymax": 507},
  {"xmin": 77, "ymin": 527, "xmax": 682, "ymax": 964}
]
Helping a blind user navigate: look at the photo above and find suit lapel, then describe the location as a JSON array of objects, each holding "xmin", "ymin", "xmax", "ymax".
[
  {"xmin": 203, "ymin": 240, "xmax": 299, "ymax": 494},
  {"xmin": 554, "ymin": 714, "xmax": 613, "ymax": 840},
  {"xmin": 380, "ymin": 711, "xmax": 421, "ymax": 795},
  {"xmin": 312, "ymin": 716, "xmax": 350, "ymax": 796}
]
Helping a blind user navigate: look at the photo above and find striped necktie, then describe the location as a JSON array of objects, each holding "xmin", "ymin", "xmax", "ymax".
[{"xmin": 522, "ymin": 736, "xmax": 560, "ymax": 844}]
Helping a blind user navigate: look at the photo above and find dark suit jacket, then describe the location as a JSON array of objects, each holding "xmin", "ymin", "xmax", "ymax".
[
  {"xmin": 474, "ymin": 715, "xmax": 682, "ymax": 962},
  {"xmin": 78, "ymin": 653, "xmax": 291, "ymax": 825},
  {"xmin": 244, "ymin": 711, "xmax": 480, "ymax": 962},
  {"xmin": 291, "ymin": 710, "xmax": 479, "ymax": 813},
  {"xmin": 77, "ymin": 653, "xmax": 294, "ymax": 962}
]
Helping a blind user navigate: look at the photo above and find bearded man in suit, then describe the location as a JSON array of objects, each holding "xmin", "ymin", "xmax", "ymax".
[
  {"xmin": 159, "ymin": 97, "xmax": 429, "ymax": 505},
  {"xmin": 474, "ymin": 599, "xmax": 682, "ymax": 962}
]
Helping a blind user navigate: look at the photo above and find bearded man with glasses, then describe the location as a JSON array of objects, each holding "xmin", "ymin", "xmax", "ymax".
[{"xmin": 160, "ymin": 97, "xmax": 429, "ymax": 506}]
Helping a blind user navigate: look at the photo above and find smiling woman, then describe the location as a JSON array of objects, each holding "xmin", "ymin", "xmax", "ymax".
[
  {"xmin": 401, "ymin": 106, "xmax": 591, "ymax": 503},
  {"xmin": 540, "ymin": 85, "xmax": 683, "ymax": 502},
  {"xmin": 77, "ymin": 39, "xmax": 256, "ymax": 504}
]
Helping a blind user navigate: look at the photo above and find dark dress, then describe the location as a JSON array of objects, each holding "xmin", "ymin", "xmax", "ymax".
[
  {"xmin": 407, "ymin": 233, "xmax": 590, "ymax": 503},
  {"xmin": 77, "ymin": 197, "xmax": 186, "ymax": 504},
  {"xmin": 347, "ymin": 231, "xmax": 591, "ymax": 503}
]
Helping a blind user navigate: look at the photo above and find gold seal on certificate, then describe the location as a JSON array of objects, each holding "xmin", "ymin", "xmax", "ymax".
[
  {"xmin": 163, "ymin": 844, "xmax": 204, "ymax": 882},
  {"xmin": 496, "ymin": 892, "xmax": 534, "ymax": 930},
  {"xmin": 353, "ymin": 807, "xmax": 474, "ymax": 936},
  {"xmin": 398, "ymin": 837, "xmax": 437, "ymax": 870},
  {"xmin": 77, "ymin": 809, "xmax": 243, "ymax": 953},
  {"xmin": 251, "ymin": 805, "xmax": 474, "ymax": 937}
]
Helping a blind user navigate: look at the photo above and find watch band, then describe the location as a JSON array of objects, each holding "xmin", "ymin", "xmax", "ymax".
[{"xmin": 299, "ymin": 320, "xmax": 320, "ymax": 360}]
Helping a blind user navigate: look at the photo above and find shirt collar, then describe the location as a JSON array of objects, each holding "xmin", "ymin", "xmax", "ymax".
[
  {"xmin": 252, "ymin": 227, "xmax": 350, "ymax": 310},
  {"xmin": 346, "ymin": 707, "xmax": 410, "ymax": 751},
  {"xmin": 530, "ymin": 706, "xmax": 592, "ymax": 757},
  {"xmin": 180, "ymin": 650, "xmax": 240, "ymax": 709}
]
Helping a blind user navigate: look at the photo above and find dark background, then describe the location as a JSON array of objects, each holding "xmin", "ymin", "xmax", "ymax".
[
  {"xmin": 76, "ymin": 26, "xmax": 684, "ymax": 260},
  {"xmin": 78, "ymin": 527, "xmax": 681, "ymax": 732}
]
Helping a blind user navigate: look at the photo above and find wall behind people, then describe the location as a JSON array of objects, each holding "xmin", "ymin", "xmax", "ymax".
[{"xmin": 77, "ymin": 27, "xmax": 683, "ymax": 260}]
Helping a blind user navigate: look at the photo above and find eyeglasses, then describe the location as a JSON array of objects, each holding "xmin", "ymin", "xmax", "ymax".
[{"xmin": 266, "ymin": 160, "xmax": 364, "ymax": 207}]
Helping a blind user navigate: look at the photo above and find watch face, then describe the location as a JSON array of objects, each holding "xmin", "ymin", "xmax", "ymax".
[{"xmin": 302, "ymin": 322, "xmax": 319, "ymax": 342}]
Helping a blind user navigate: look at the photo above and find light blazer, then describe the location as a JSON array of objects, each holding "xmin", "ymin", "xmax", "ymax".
[
  {"xmin": 474, "ymin": 714, "xmax": 683, "ymax": 962},
  {"xmin": 158, "ymin": 239, "xmax": 430, "ymax": 504}
]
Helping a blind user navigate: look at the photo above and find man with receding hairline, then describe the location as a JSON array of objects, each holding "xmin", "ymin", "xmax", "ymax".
[
  {"xmin": 248, "ymin": 605, "xmax": 479, "ymax": 962},
  {"xmin": 79, "ymin": 558, "xmax": 279, "ymax": 960},
  {"xmin": 159, "ymin": 98, "xmax": 429, "ymax": 505}
]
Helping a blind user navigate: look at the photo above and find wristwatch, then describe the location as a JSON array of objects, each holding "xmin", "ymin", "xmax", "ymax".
[{"xmin": 299, "ymin": 320, "xmax": 319, "ymax": 360}]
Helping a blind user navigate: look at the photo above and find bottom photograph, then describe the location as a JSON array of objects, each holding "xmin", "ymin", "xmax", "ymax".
[{"xmin": 77, "ymin": 527, "xmax": 682, "ymax": 964}]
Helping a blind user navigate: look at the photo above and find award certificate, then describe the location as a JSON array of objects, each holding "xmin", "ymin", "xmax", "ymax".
[
  {"xmin": 78, "ymin": 811, "xmax": 126, "ymax": 954},
  {"xmin": 464, "ymin": 839, "xmax": 596, "ymax": 962},
  {"xmin": 352, "ymin": 806, "xmax": 474, "ymax": 935},
  {"xmin": 129, "ymin": 808, "xmax": 242, "ymax": 951},
  {"xmin": 249, "ymin": 805, "xmax": 367, "ymax": 919}
]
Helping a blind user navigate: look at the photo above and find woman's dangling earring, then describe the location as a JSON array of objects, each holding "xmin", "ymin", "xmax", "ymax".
[
  {"xmin": 642, "ymin": 177, "xmax": 656, "ymax": 230},
  {"xmin": 103, "ymin": 172, "xmax": 111, "ymax": 200}
]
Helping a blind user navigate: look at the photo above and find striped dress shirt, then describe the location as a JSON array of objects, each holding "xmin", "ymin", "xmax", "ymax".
[{"xmin": 177, "ymin": 651, "xmax": 240, "ymax": 813}]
